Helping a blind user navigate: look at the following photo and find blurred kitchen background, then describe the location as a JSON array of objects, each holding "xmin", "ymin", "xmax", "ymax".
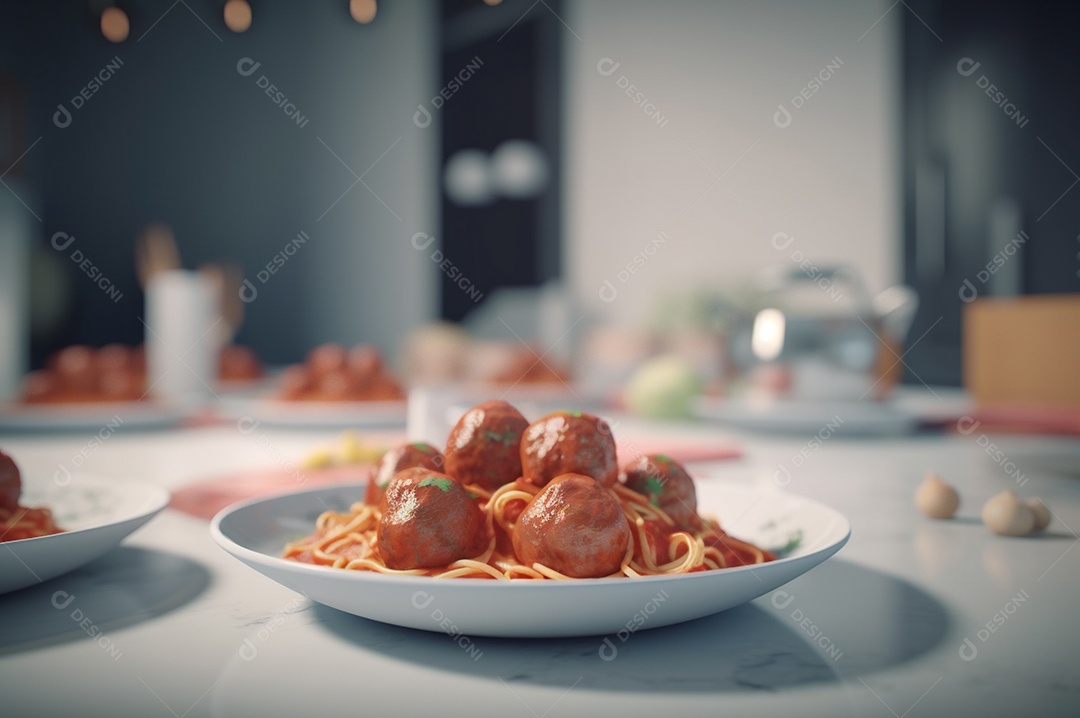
[{"xmin": 1, "ymin": 0, "xmax": 1077, "ymax": 406}]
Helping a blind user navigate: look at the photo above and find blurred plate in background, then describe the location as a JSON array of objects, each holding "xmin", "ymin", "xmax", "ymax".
[
  {"xmin": 692, "ymin": 396, "xmax": 920, "ymax": 436},
  {"xmin": 218, "ymin": 394, "xmax": 407, "ymax": 430},
  {"xmin": 1, "ymin": 478, "xmax": 169, "ymax": 594},
  {"xmin": 211, "ymin": 481, "xmax": 850, "ymax": 638},
  {"xmin": 0, "ymin": 402, "xmax": 188, "ymax": 433}
]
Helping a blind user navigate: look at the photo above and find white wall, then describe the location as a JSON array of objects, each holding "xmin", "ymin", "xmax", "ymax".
[{"xmin": 564, "ymin": 0, "xmax": 901, "ymax": 324}]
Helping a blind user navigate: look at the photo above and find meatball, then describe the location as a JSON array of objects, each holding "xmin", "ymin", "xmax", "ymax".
[
  {"xmin": 622, "ymin": 454, "xmax": 699, "ymax": 529},
  {"xmin": 52, "ymin": 345, "xmax": 97, "ymax": 394},
  {"xmin": 444, "ymin": 400, "xmax": 529, "ymax": 491},
  {"xmin": 277, "ymin": 366, "xmax": 311, "ymax": 399},
  {"xmin": 314, "ymin": 368, "xmax": 358, "ymax": 400},
  {"xmin": 365, "ymin": 442, "xmax": 444, "ymax": 505},
  {"xmin": 347, "ymin": 344, "xmax": 383, "ymax": 379},
  {"xmin": 97, "ymin": 344, "xmax": 134, "ymax": 373},
  {"xmin": 377, "ymin": 468, "xmax": 487, "ymax": 570},
  {"xmin": 21, "ymin": 370, "xmax": 57, "ymax": 403},
  {"xmin": 307, "ymin": 343, "xmax": 347, "ymax": 377},
  {"xmin": 219, "ymin": 345, "xmax": 263, "ymax": 381},
  {"xmin": 99, "ymin": 370, "xmax": 144, "ymax": 401},
  {"xmin": 520, "ymin": 411, "xmax": 618, "ymax": 488},
  {"xmin": 367, "ymin": 374, "xmax": 405, "ymax": 400},
  {"xmin": 0, "ymin": 449, "xmax": 21, "ymax": 512},
  {"xmin": 130, "ymin": 345, "xmax": 148, "ymax": 377},
  {"xmin": 512, "ymin": 473, "xmax": 630, "ymax": 578}
]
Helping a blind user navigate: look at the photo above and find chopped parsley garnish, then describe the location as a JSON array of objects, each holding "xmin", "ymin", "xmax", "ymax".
[
  {"xmin": 376, "ymin": 480, "xmax": 390, "ymax": 489},
  {"xmin": 418, "ymin": 476, "xmax": 455, "ymax": 493},
  {"xmin": 653, "ymin": 454, "xmax": 673, "ymax": 464},
  {"xmin": 410, "ymin": 442, "xmax": 435, "ymax": 452},
  {"xmin": 483, "ymin": 430, "xmax": 519, "ymax": 447},
  {"xmin": 643, "ymin": 476, "xmax": 666, "ymax": 507},
  {"xmin": 772, "ymin": 530, "xmax": 804, "ymax": 558},
  {"xmin": 644, "ymin": 476, "xmax": 665, "ymax": 496}
]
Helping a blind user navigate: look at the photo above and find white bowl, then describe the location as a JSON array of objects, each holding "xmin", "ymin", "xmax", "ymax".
[
  {"xmin": 212, "ymin": 481, "xmax": 850, "ymax": 638},
  {"xmin": 1, "ymin": 478, "xmax": 170, "ymax": 594}
]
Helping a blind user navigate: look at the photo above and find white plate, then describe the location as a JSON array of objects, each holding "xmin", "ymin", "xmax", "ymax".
[
  {"xmin": 0, "ymin": 479, "xmax": 170, "ymax": 594},
  {"xmin": 473, "ymin": 382, "xmax": 609, "ymax": 403},
  {"xmin": 0, "ymin": 402, "xmax": 188, "ymax": 433},
  {"xmin": 448, "ymin": 392, "xmax": 610, "ymax": 423},
  {"xmin": 692, "ymin": 396, "xmax": 919, "ymax": 436},
  {"xmin": 211, "ymin": 482, "xmax": 850, "ymax": 638},
  {"xmin": 218, "ymin": 395, "xmax": 407, "ymax": 429}
]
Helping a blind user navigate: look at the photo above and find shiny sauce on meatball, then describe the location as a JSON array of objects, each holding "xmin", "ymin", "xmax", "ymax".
[
  {"xmin": 622, "ymin": 454, "xmax": 700, "ymax": 530},
  {"xmin": 377, "ymin": 468, "xmax": 487, "ymax": 570},
  {"xmin": 520, "ymin": 411, "xmax": 618, "ymax": 488},
  {"xmin": 444, "ymin": 400, "xmax": 529, "ymax": 491},
  {"xmin": 0, "ymin": 450, "xmax": 21, "ymax": 513},
  {"xmin": 512, "ymin": 473, "xmax": 630, "ymax": 578},
  {"xmin": 365, "ymin": 442, "xmax": 444, "ymax": 505}
]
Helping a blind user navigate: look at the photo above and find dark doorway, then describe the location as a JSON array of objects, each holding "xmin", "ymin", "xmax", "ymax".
[
  {"xmin": 902, "ymin": 0, "xmax": 1080, "ymax": 385},
  {"xmin": 437, "ymin": 0, "xmax": 562, "ymax": 322}
]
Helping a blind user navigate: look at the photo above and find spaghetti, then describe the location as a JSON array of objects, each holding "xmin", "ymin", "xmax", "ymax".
[
  {"xmin": 284, "ymin": 402, "xmax": 775, "ymax": 580},
  {"xmin": 283, "ymin": 479, "xmax": 774, "ymax": 580},
  {"xmin": 0, "ymin": 506, "xmax": 64, "ymax": 543},
  {"xmin": 0, "ymin": 448, "xmax": 65, "ymax": 543}
]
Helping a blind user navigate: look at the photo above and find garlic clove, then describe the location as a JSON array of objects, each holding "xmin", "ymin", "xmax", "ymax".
[
  {"xmin": 915, "ymin": 471, "xmax": 960, "ymax": 519},
  {"xmin": 982, "ymin": 490, "xmax": 1035, "ymax": 536},
  {"xmin": 1027, "ymin": 498, "xmax": 1051, "ymax": 533}
]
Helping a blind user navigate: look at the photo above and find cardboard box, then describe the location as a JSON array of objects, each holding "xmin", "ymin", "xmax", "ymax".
[{"xmin": 964, "ymin": 295, "xmax": 1080, "ymax": 407}]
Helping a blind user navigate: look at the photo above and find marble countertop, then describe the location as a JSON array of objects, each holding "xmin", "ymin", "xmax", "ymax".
[{"xmin": 1, "ymin": 407, "xmax": 1078, "ymax": 718}]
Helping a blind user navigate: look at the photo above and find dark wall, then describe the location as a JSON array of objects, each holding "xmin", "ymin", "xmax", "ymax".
[
  {"xmin": 901, "ymin": 0, "xmax": 1080, "ymax": 384},
  {"xmin": 438, "ymin": 1, "xmax": 563, "ymax": 322},
  {"xmin": 0, "ymin": 0, "xmax": 435, "ymax": 365}
]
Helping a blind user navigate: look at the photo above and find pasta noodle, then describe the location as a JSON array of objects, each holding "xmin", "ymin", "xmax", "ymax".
[
  {"xmin": 283, "ymin": 480, "xmax": 774, "ymax": 580},
  {"xmin": 0, "ymin": 506, "xmax": 64, "ymax": 543},
  {"xmin": 1, "ymin": 448, "xmax": 65, "ymax": 543},
  {"xmin": 285, "ymin": 403, "xmax": 777, "ymax": 580}
]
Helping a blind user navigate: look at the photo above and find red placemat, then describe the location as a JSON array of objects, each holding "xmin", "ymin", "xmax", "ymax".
[
  {"xmin": 964, "ymin": 405, "xmax": 1080, "ymax": 436},
  {"xmin": 619, "ymin": 441, "xmax": 742, "ymax": 466},
  {"xmin": 171, "ymin": 465, "xmax": 370, "ymax": 520}
]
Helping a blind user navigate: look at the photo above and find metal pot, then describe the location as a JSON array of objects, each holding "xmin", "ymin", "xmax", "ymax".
[{"xmin": 727, "ymin": 266, "xmax": 918, "ymax": 401}]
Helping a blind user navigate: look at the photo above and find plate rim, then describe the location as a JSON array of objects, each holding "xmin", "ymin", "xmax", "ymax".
[
  {"xmin": 0, "ymin": 478, "xmax": 171, "ymax": 594},
  {"xmin": 5, "ymin": 478, "xmax": 171, "ymax": 546},
  {"xmin": 691, "ymin": 395, "xmax": 918, "ymax": 431},
  {"xmin": 0, "ymin": 402, "xmax": 188, "ymax": 431},
  {"xmin": 216, "ymin": 395, "xmax": 408, "ymax": 426},
  {"xmin": 210, "ymin": 480, "xmax": 851, "ymax": 589}
]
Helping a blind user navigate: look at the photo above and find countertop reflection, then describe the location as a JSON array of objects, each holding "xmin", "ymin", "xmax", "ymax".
[{"xmin": 0, "ymin": 416, "xmax": 1077, "ymax": 718}]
